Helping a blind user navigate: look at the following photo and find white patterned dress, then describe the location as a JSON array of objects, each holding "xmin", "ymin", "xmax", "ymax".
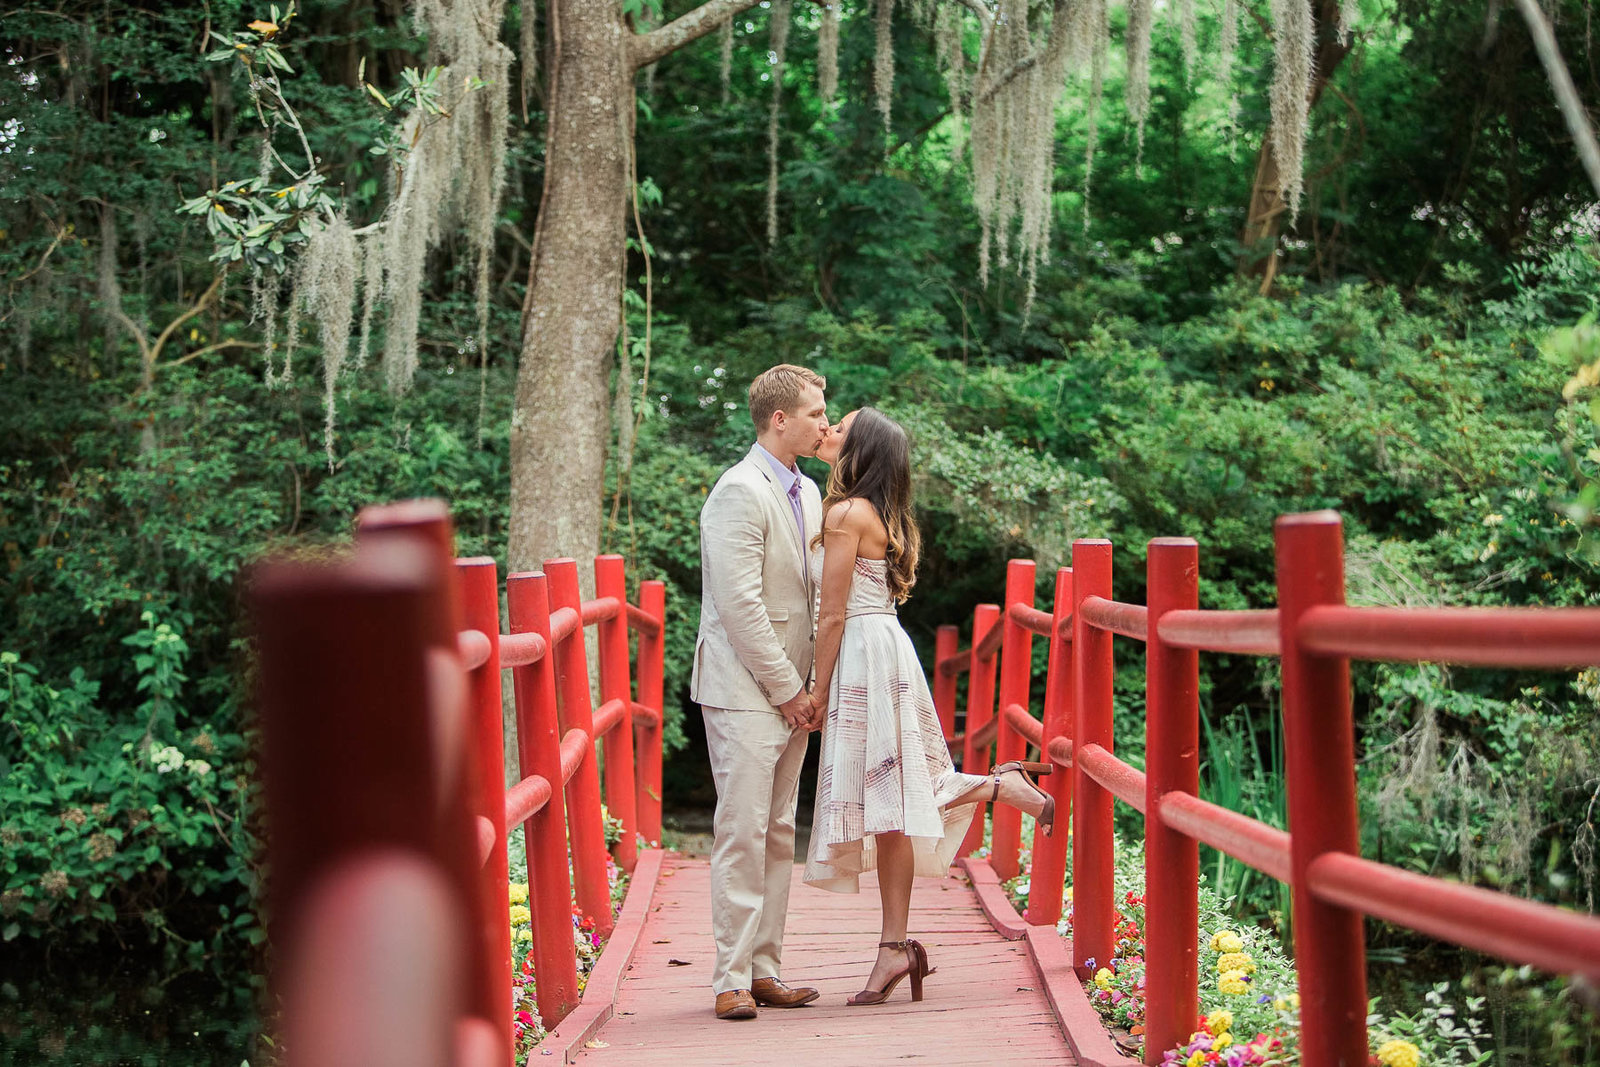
[{"xmin": 803, "ymin": 553, "xmax": 987, "ymax": 893}]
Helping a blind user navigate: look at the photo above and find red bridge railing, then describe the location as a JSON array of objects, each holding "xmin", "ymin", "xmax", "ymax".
[
  {"xmin": 937, "ymin": 510, "xmax": 1600, "ymax": 1067},
  {"xmin": 249, "ymin": 500, "xmax": 665, "ymax": 1065}
]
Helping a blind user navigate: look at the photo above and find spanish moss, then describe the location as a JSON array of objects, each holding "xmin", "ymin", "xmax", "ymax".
[
  {"xmin": 768, "ymin": 0, "xmax": 792, "ymax": 245},
  {"xmin": 818, "ymin": 2, "xmax": 840, "ymax": 105},
  {"xmin": 1125, "ymin": 0, "xmax": 1154, "ymax": 174},
  {"xmin": 875, "ymin": 0, "xmax": 896, "ymax": 135},
  {"xmin": 1268, "ymin": 0, "xmax": 1314, "ymax": 225}
]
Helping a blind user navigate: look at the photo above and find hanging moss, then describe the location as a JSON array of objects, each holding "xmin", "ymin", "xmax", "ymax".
[
  {"xmin": 1125, "ymin": 0, "xmax": 1153, "ymax": 175},
  {"xmin": 290, "ymin": 215, "xmax": 357, "ymax": 467},
  {"xmin": 767, "ymin": 0, "xmax": 792, "ymax": 245},
  {"xmin": 1178, "ymin": 0, "xmax": 1197, "ymax": 80},
  {"xmin": 875, "ymin": 0, "xmax": 896, "ymax": 134},
  {"xmin": 1219, "ymin": 0, "xmax": 1240, "ymax": 144},
  {"xmin": 1268, "ymin": 0, "xmax": 1314, "ymax": 225},
  {"xmin": 818, "ymin": 3, "xmax": 840, "ymax": 105},
  {"xmin": 519, "ymin": 0, "xmax": 537, "ymax": 120},
  {"xmin": 720, "ymin": 16, "xmax": 734, "ymax": 104}
]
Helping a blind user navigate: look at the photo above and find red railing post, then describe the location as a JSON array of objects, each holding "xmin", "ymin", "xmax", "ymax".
[
  {"xmin": 1276, "ymin": 513, "xmax": 1368, "ymax": 1067},
  {"xmin": 252, "ymin": 534, "xmax": 470, "ymax": 1064},
  {"xmin": 959, "ymin": 603, "xmax": 1002, "ymax": 857},
  {"xmin": 506, "ymin": 571, "xmax": 581, "ymax": 1027},
  {"xmin": 635, "ymin": 581, "xmax": 667, "ymax": 846},
  {"xmin": 1026, "ymin": 566, "xmax": 1073, "ymax": 927},
  {"xmin": 992, "ymin": 559, "xmax": 1038, "ymax": 880},
  {"xmin": 1071, "ymin": 539, "xmax": 1114, "ymax": 976},
  {"xmin": 933, "ymin": 625, "xmax": 959, "ymax": 742},
  {"xmin": 544, "ymin": 558, "xmax": 615, "ymax": 938},
  {"xmin": 1143, "ymin": 539, "xmax": 1201, "ymax": 1064},
  {"xmin": 594, "ymin": 555, "xmax": 639, "ymax": 873},
  {"xmin": 355, "ymin": 502, "xmax": 499, "ymax": 1047},
  {"xmin": 456, "ymin": 557, "xmax": 512, "ymax": 1061}
]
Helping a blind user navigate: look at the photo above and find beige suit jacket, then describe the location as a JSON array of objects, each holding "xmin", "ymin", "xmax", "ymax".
[{"xmin": 691, "ymin": 444, "xmax": 821, "ymax": 713}]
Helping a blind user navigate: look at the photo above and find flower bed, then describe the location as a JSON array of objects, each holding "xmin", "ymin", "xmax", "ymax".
[
  {"xmin": 1002, "ymin": 826, "xmax": 1492, "ymax": 1067},
  {"xmin": 507, "ymin": 812, "xmax": 632, "ymax": 1064}
]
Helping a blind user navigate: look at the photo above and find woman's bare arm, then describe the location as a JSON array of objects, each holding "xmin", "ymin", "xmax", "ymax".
[{"xmin": 810, "ymin": 501, "xmax": 864, "ymax": 713}]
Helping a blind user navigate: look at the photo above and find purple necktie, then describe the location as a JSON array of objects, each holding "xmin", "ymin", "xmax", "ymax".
[{"xmin": 787, "ymin": 480, "xmax": 808, "ymax": 582}]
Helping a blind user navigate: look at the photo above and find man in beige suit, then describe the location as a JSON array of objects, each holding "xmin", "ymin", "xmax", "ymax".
[{"xmin": 692, "ymin": 364, "xmax": 829, "ymax": 1020}]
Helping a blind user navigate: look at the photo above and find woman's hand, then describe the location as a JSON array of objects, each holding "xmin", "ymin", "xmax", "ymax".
[{"xmin": 807, "ymin": 689, "xmax": 827, "ymax": 730}]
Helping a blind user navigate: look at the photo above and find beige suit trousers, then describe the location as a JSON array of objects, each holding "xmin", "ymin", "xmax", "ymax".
[{"xmin": 702, "ymin": 705, "xmax": 810, "ymax": 994}]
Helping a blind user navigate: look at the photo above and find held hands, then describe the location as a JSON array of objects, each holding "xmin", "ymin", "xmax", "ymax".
[
  {"xmin": 777, "ymin": 689, "xmax": 815, "ymax": 731},
  {"xmin": 777, "ymin": 687, "xmax": 826, "ymax": 732}
]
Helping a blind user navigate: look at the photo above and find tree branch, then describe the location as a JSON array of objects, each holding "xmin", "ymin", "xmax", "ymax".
[
  {"xmin": 159, "ymin": 337, "xmax": 258, "ymax": 369},
  {"xmin": 1510, "ymin": 0, "xmax": 1600, "ymax": 199},
  {"xmin": 630, "ymin": 0, "xmax": 765, "ymax": 71},
  {"xmin": 974, "ymin": 0, "xmax": 1065, "ymax": 105},
  {"xmin": 629, "ymin": 0, "xmax": 994, "ymax": 75}
]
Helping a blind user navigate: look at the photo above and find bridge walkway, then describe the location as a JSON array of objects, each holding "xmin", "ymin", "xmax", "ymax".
[{"xmin": 572, "ymin": 853, "xmax": 1076, "ymax": 1066}]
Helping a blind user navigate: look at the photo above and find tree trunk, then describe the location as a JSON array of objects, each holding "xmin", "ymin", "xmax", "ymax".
[
  {"xmin": 508, "ymin": 2, "xmax": 631, "ymax": 578},
  {"xmin": 1240, "ymin": 0, "xmax": 1352, "ymax": 287}
]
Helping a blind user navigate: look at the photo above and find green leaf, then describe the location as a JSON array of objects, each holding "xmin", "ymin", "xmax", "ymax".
[{"xmin": 364, "ymin": 83, "xmax": 392, "ymax": 109}]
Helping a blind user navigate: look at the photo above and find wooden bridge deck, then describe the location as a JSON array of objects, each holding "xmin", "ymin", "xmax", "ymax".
[{"xmin": 572, "ymin": 853, "xmax": 1077, "ymax": 1066}]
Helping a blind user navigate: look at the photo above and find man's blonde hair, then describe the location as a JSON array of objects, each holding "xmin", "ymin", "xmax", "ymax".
[{"xmin": 748, "ymin": 364, "xmax": 826, "ymax": 432}]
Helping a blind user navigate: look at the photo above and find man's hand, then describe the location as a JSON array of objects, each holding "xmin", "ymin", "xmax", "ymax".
[{"xmin": 777, "ymin": 689, "xmax": 814, "ymax": 731}]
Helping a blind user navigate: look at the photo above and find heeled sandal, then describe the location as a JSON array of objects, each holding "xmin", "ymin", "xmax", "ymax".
[
  {"xmin": 992, "ymin": 760, "xmax": 1057, "ymax": 837},
  {"xmin": 846, "ymin": 939, "xmax": 934, "ymax": 1006}
]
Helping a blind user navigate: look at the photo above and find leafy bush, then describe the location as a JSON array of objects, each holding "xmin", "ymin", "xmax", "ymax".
[{"xmin": 0, "ymin": 619, "xmax": 258, "ymax": 951}]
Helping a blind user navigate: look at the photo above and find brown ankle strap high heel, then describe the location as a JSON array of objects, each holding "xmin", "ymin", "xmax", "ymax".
[
  {"xmin": 846, "ymin": 939, "xmax": 934, "ymax": 1006},
  {"xmin": 992, "ymin": 760, "xmax": 1057, "ymax": 837}
]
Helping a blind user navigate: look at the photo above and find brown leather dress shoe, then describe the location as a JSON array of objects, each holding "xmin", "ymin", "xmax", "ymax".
[
  {"xmin": 751, "ymin": 977, "xmax": 820, "ymax": 1008},
  {"xmin": 714, "ymin": 989, "xmax": 758, "ymax": 1020}
]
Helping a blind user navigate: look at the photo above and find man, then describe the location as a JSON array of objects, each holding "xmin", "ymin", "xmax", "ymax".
[{"xmin": 692, "ymin": 364, "xmax": 830, "ymax": 1021}]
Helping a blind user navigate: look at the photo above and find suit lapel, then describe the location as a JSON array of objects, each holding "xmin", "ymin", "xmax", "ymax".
[{"xmin": 744, "ymin": 445, "xmax": 806, "ymax": 572}]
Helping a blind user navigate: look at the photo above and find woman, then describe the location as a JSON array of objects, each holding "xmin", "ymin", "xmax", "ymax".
[{"xmin": 802, "ymin": 407, "xmax": 1055, "ymax": 1006}]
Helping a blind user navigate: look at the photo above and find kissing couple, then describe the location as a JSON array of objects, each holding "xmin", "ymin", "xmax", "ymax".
[{"xmin": 691, "ymin": 364, "xmax": 1056, "ymax": 1020}]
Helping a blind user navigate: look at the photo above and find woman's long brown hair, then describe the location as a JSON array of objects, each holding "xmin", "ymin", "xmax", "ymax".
[{"xmin": 814, "ymin": 407, "xmax": 921, "ymax": 603}]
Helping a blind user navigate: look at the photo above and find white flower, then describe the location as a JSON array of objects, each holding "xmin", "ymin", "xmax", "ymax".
[
  {"xmin": 184, "ymin": 759, "xmax": 212, "ymax": 777},
  {"xmin": 151, "ymin": 745, "xmax": 185, "ymax": 773},
  {"xmin": 1482, "ymin": 513, "xmax": 1504, "ymax": 526}
]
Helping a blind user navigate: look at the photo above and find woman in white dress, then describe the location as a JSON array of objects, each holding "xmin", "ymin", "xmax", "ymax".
[{"xmin": 802, "ymin": 408, "xmax": 1056, "ymax": 1006}]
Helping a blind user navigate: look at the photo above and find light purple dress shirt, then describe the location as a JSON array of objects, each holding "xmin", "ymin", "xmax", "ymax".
[{"xmin": 755, "ymin": 443, "xmax": 809, "ymax": 582}]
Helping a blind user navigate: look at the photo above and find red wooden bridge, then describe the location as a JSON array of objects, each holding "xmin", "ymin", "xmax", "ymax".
[{"xmin": 249, "ymin": 500, "xmax": 1600, "ymax": 1067}]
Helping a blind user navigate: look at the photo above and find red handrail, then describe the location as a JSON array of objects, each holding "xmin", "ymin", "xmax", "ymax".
[
  {"xmin": 1297, "ymin": 604, "xmax": 1600, "ymax": 668},
  {"xmin": 943, "ymin": 515, "xmax": 1600, "ymax": 1067},
  {"xmin": 1157, "ymin": 608, "xmax": 1280, "ymax": 655}
]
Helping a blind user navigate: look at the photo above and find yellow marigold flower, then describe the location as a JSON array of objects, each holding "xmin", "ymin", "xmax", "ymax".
[
  {"xmin": 1186, "ymin": 1053, "xmax": 1205, "ymax": 1067},
  {"xmin": 508, "ymin": 904, "xmax": 531, "ymax": 926},
  {"xmin": 508, "ymin": 883, "xmax": 529, "ymax": 905},
  {"xmin": 1206, "ymin": 1010, "xmax": 1233, "ymax": 1034},
  {"xmin": 1376, "ymin": 1039, "xmax": 1421, "ymax": 1067},
  {"xmin": 1213, "ymin": 1034, "xmax": 1233, "ymax": 1052},
  {"xmin": 1217, "ymin": 970, "xmax": 1250, "ymax": 995},
  {"xmin": 1289, "ymin": 993, "xmax": 1300, "ymax": 1009},
  {"xmin": 1094, "ymin": 968, "xmax": 1114, "ymax": 990},
  {"xmin": 515, "ymin": 927, "xmax": 532, "ymax": 942},
  {"xmin": 1216, "ymin": 952, "xmax": 1255, "ymax": 974},
  {"xmin": 1209, "ymin": 930, "xmax": 1244, "ymax": 953}
]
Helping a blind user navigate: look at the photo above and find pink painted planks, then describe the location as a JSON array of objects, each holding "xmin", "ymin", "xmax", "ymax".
[{"xmin": 573, "ymin": 855, "xmax": 1076, "ymax": 1065}]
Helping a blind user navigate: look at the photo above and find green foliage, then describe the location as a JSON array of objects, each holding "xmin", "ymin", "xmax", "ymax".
[{"xmin": 0, "ymin": 627, "xmax": 258, "ymax": 953}]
